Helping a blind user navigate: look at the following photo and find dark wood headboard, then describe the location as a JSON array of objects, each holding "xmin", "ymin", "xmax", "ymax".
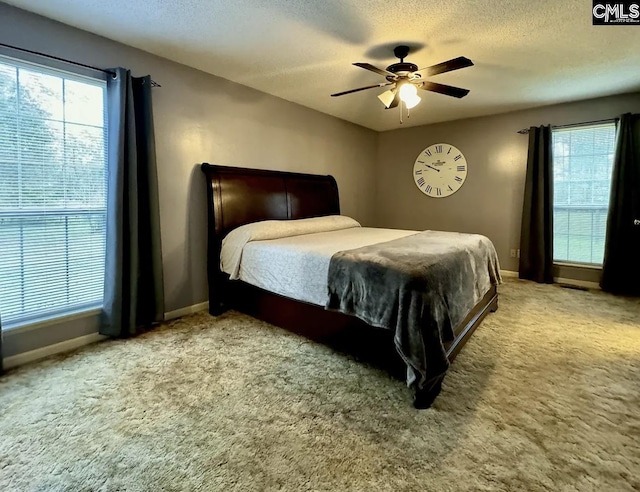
[
  {"xmin": 200, "ymin": 163, "xmax": 340, "ymax": 313},
  {"xmin": 201, "ymin": 164, "xmax": 340, "ymax": 238}
]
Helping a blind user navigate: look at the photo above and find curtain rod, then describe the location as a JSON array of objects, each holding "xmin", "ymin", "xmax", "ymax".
[
  {"xmin": 0, "ymin": 41, "xmax": 161, "ymax": 87},
  {"xmin": 517, "ymin": 117, "xmax": 618, "ymax": 134}
]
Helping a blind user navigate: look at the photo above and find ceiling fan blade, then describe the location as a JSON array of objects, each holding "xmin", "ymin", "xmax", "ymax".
[
  {"xmin": 417, "ymin": 56, "xmax": 474, "ymax": 77},
  {"xmin": 420, "ymin": 81, "xmax": 470, "ymax": 99},
  {"xmin": 331, "ymin": 82, "xmax": 393, "ymax": 97},
  {"xmin": 353, "ymin": 62, "xmax": 395, "ymax": 77}
]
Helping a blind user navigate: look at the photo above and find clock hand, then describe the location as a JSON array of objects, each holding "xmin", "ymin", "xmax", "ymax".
[{"xmin": 424, "ymin": 164, "xmax": 440, "ymax": 172}]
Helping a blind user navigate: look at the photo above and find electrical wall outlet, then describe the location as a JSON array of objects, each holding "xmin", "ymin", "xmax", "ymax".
[
  {"xmin": 510, "ymin": 249, "xmax": 516, "ymax": 258},
  {"xmin": 517, "ymin": 249, "xmax": 520, "ymax": 258}
]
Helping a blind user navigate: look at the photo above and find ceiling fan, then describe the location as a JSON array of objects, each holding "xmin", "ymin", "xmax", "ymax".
[{"xmin": 331, "ymin": 45, "xmax": 473, "ymax": 117}]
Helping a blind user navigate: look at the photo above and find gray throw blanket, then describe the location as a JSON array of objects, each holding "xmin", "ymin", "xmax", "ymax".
[{"xmin": 326, "ymin": 231, "xmax": 501, "ymax": 406}]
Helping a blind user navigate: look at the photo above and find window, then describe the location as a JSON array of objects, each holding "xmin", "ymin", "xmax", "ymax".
[
  {"xmin": 0, "ymin": 55, "xmax": 107, "ymax": 328},
  {"xmin": 552, "ymin": 122, "xmax": 616, "ymax": 265}
]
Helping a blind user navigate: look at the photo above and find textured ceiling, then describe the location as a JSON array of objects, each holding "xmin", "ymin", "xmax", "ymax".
[{"xmin": 4, "ymin": 0, "xmax": 640, "ymax": 131}]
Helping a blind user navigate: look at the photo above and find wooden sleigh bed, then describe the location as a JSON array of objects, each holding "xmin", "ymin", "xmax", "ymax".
[{"xmin": 201, "ymin": 163, "xmax": 499, "ymax": 407}]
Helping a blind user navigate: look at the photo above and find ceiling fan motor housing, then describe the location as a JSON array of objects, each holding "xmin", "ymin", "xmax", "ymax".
[
  {"xmin": 387, "ymin": 46, "xmax": 418, "ymax": 79},
  {"xmin": 385, "ymin": 62, "xmax": 419, "ymax": 80}
]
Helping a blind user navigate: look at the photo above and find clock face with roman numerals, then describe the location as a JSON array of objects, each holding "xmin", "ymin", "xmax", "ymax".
[{"xmin": 412, "ymin": 143, "xmax": 467, "ymax": 198}]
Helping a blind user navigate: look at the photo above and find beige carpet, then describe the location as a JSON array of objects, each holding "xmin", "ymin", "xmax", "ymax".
[{"xmin": 1, "ymin": 278, "xmax": 639, "ymax": 491}]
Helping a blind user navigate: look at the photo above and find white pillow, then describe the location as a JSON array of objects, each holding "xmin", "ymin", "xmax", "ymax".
[{"xmin": 221, "ymin": 215, "xmax": 361, "ymax": 278}]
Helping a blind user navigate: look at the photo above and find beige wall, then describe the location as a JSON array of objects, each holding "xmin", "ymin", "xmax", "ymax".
[
  {"xmin": 0, "ymin": 3, "xmax": 377, "ymax": 358},
  {"xmin": 374, "ymin": 93, "xmax": 640, "ymax": 275}
]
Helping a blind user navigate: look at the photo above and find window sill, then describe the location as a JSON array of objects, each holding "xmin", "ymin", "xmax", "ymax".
[
  {"xmin": 554, "ymin": 261, "xmax": 603, "ymax": 270},
  {"xmin": 3, "ymin": 307, "xmax": 103, "ymax": 335}
]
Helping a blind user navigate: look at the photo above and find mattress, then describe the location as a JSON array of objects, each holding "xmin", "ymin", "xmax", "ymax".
[{"xmin": 227, "ymin": 227, "xmax": 416, "ymax": 306}]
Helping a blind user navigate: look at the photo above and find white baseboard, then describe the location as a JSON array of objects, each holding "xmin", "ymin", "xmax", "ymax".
[
  {"xmin": 164, "ymin": 301, "xmax": 209, "ymax": 321},
  {"xmin": 554, "ymin": 277, "xmax": 601, "ymax": 290},
  {"xmin": 500, "ymin": 270, "xmax": 518, "ymax": 278},
  {"xmin": 3, "ymin": 332, "xmax": 107, "ymax": 370},
  {"xmin": 2, "ymin": 302, "xmax": 211, "ymax": 370},
  {"xmin": 500, "ymin": 269, "xmax": 600, "ymax": 290}
]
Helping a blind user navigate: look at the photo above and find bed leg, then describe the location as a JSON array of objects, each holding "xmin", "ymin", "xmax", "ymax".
[
  {"xmin": 413, "ymin": 378, "xmax": 444, "ymax": 409},
  {"xmin": 208, "ymin": 279, "xmax": 229, "ymax": 315},
  {"xmin": 208, "ymin": 288, "xmax": 229, "ymax": 315},
  {"xmin": 206, "ymin": 268, "xmax": 232, "ymax": 316},
  {"xmin": 209, "ymin": 300, "xmax": 227, "ymax": 316},
  {"xmin": 490, "ymin": 298, "xmax": 499, "ymax": 312}
]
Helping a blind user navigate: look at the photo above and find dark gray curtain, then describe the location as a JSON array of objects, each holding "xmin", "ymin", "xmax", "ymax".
[
  {"xmin": 101, "ymin": 68, "xmax": 164, "ymax": 337},
  {"xmin": 600, "ymin": 113, "xmax": 640, "ymax": 296},
  {"xmin": 519, "ymin": 125, "xmax": 554, "ymax": 283}
]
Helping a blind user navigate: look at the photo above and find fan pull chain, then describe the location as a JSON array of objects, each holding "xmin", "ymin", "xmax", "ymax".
[{"xmin": 399, "ymin": 101, "xmax": 412, "ymax": 124}]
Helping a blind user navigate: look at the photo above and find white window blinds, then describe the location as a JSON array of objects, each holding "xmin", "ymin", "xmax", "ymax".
[
  {"xmin": 552, "ymin": 122, "xmax": 617, "ymax": 265},
  {"xmin": 0, "ymin": 55, "xmax": 107, "ymax": 328}
]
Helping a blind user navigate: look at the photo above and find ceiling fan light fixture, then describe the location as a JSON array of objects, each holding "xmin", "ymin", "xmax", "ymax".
[
  {"xmin": 399, "ymin": 82, "xmax": 420, "ymax": 109},
  {"xmin": 377, "ymin": 88, "xmax": 396, "ymax": 108},
  {"xmin": 399, "ymin": 82, "xmax": 418, "ymax": 100},
  {"xmin": 404, "ymin": 93, "xmax": 421, "ymax": 109}
]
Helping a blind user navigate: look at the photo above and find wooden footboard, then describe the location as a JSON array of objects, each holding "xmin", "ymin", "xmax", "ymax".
[{"xmin": 446, "ymin": 285, "xmax": 498, "ymax": 361}]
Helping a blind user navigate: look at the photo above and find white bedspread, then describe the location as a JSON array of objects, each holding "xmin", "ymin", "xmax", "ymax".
[
  {"xmin": 221, "ymin": 215, "xmax": 361, "ymax": 279},
  {"xmin": 227, "ymin": 227, "xmax": 416, "ymax": 306}
]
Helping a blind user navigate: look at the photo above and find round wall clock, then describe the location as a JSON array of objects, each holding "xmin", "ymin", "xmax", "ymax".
[{"xmin": 412, "ymin": 143, "xmax": 468, "ymax": 198}]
